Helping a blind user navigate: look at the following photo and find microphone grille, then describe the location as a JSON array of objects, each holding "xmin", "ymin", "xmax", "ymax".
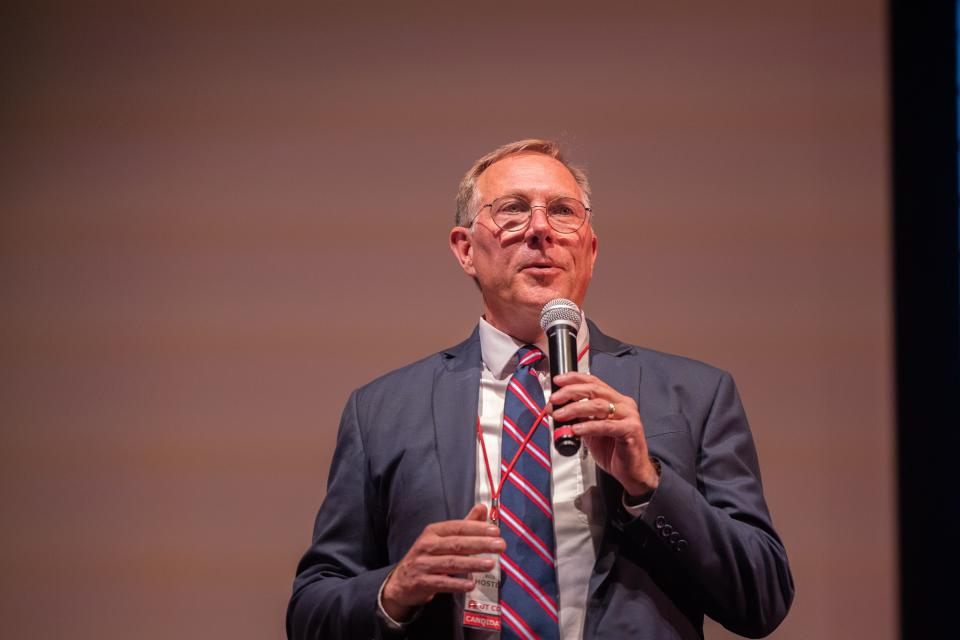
[{"xmin": 539, "ymin": 298, "xmax": 582, "ymax": 332}]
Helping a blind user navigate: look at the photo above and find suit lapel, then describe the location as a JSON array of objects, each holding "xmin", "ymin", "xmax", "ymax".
[
  {"xmin": 432, "ymin": 327, "xmax": 482, "ymax": 521},
  {"xmin": 588, "ymin": 322, "xmax": 640, "ymax": 398}
]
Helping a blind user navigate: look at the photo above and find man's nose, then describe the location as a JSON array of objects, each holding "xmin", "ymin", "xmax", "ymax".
[{"xmin": 525, "ymin": 205, "xmax": 553, "ymax": 241}]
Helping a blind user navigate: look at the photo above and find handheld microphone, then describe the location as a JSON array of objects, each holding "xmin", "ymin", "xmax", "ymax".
[{"xmin": 539, "ymin": 298, "xmax": 583, "ymax": 457}]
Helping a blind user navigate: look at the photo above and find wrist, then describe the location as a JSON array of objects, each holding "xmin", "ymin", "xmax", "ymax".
[
  {"xmin": 382, "ymin": 600, "xmax": 416, "ymax": 624},
  {"xmin": 381, "ymin": 572, "xmax": 416, "ymax": 623},
  {"xmin": 624, "ymin": 456, "xmax": 662, "ymax": 501}
]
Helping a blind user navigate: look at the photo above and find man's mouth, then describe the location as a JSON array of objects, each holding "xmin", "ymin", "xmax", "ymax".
[{"xmin": 521, "ymin": 261, "xmax": 559, "ymax": 271}]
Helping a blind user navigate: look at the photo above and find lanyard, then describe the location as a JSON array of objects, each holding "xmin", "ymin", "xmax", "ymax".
[
  {"xmin": 476, "ymin": 408, "xmax": 549, "ymax": 524},
  {"xmin": 475, "ymin": 342, "xmax": 590, "ymax": 523}
]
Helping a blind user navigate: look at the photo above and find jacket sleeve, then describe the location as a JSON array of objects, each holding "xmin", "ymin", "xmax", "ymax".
[
  {"xmin": 286, "ymin": 390, "xmax": 400, "ymax": 640},
  {"xmin": 619, "ymin": 371, "xmax": 795, "ymax": 638}
]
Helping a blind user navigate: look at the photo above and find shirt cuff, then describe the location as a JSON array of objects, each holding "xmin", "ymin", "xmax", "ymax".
[
  {"xmin": 377, "ymin": 570, "xmax": 421, "ymax": 630},
  {"xmin": 621, "ymin": 491, "xmax": 650, "ymax": 518}
]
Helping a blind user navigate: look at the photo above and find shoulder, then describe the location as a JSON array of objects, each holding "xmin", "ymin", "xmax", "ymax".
[
  {"xmin": 350, "ymin": 328, "xmax": 479, "ymax": 408},
  {"xmin": 633, "ymin": 345, "xmax": 728, "ymax": 383},
  {"xmin": 354, "ymin": 351, "xmax": 444, "ymax": 399},
  {"xmin": 590, "ymin": 320, "xmax": 731, "ymax": 391}
]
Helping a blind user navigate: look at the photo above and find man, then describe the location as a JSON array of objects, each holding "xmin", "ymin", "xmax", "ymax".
[{"xmin": 287, "ymin": 139, "xmax": 794, "ymax": 639}]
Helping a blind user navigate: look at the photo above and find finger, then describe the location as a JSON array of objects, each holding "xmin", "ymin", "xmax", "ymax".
[
  {"xmin": 415, "ymin": 555, "xmax": 497, "ymax": 574},
  {"xmin": 549, "ymin": 383, "xmax": 599, "ymax": 406},
  {"xmin": 553, "ymin": 372, "xmax": 596, "ymax": 386},
  {"xmin": 417, "ymin": 536, "xmax": 506, "ymax": 556},
  {"xmin": 417, "ymin": 574, "xmax": 477, "ymax": 594},
  {"xmin": 550, "ymin": 382, "xmax": 619, "ymax": 407},
  {"xmin": 553, "ymin": 397, "xmax": 617, "ymax": 422},
  {"xmin": 428, "ymin": 519, "xmax": 500, "ymax": 538},
  {"xmin": 571, "ymin": 419, "xmax": 639, "ymax": 439},
  {"xmin": 425, "ymin": 535, "xmax": 506, "ymax": 556},
  {"xmin": 463, "ymin": 503, "xmax": 487, "ymax": 522}
]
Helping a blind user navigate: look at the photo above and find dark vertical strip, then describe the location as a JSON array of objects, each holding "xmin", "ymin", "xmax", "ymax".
[{"xmin": 891, "ymin": 1, "xmax": 960, "ymax": 637}]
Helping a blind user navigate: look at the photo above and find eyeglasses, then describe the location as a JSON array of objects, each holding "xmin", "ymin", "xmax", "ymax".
[{"xmin": 473, "ymin": 195, "xmax": 591, "ymax": 234}]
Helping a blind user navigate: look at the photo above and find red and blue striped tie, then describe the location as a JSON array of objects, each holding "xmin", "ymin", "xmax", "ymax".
[{"xmin": 499, "ymin": 345, "xmax": 560, "ymax": 640}]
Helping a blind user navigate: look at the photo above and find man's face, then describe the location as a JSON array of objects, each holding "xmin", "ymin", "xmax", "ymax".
[{"xmin": 450, "ymin": 152, "xmax": 598, "ymax": 332}]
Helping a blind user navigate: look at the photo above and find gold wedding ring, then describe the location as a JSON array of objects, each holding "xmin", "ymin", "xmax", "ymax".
[{"xmin": 607, "ymin": 402, "xmax": 616, "ymax": 418}]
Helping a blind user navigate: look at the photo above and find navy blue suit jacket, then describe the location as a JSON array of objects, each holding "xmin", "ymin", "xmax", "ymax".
[{"xmin": 288, "ymin": 322, "xmax": 794, "ymax": 639}]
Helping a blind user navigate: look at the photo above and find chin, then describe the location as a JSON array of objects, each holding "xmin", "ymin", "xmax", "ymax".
[{"xmin": 521, "ymin": 287, "xmax": 570, "ymax": 310}]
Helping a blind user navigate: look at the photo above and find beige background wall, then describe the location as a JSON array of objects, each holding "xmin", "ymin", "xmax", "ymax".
[{"xmin": 0, "ymin": 2, "xmax": 892, "ymax": 638}]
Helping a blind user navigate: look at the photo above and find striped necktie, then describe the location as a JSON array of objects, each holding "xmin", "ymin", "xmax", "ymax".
[{"xmin": 499, "ymin": 345, "xmax": 560, "ymax": 640}]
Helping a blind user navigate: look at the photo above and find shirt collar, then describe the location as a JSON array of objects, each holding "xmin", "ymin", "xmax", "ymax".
[{"xmin": 478, "ymin": 312, "xmax": 590, "ymax": 379}]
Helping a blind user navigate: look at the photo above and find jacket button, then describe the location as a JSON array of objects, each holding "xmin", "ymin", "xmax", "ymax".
[
  {"xmin": 670, "ymin": 532, "xmax": 680, "ymax": 544},
  {"xmin": 661, "ymin": 524, "xmax": 673, "ymax": 537},
  {"xmin": 654, "ymin": 516, "xmax": 665, "ymax": 529},
  {"xmin": 676, "ymin": 539, "xmax": 688, "ymax": 551}
]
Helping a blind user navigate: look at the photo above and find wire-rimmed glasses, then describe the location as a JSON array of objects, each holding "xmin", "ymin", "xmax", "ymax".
[{"xmin": 473, "ymin": 195, "xmax": 591, "ymax": 234}]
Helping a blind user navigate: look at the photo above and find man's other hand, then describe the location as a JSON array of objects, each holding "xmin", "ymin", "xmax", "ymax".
[{"xmin": 381, "ymin": 504, "xmax": 505, "ymax": 622}]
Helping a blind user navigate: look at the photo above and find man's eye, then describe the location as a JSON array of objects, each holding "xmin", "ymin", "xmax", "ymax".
[
  {"xmin": 498, "ymin": 200, "xmax": 529, "ymax": 214},
  {"xmin": 550, "ymin": 205, "xmax": 575, "ymax": 217}
]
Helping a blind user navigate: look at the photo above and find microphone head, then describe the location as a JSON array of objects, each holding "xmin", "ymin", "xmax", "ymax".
[{"xmin": 540, "ymin": 298, "xmax": 582, "ymax": 333}]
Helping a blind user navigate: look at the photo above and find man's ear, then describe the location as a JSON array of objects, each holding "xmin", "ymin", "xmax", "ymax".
[{"xmin": 449, "ymin": 227, "xmax": 476, "ymax": 276}]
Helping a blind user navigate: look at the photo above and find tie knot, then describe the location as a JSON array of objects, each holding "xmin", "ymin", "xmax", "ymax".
[{"xmin": 516, "ymin": 345, "xmax": 544, "ymax": 369}]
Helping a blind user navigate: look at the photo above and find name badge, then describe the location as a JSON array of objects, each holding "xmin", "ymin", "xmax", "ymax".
[{"xmin": 462, "ymin": 563, "xmax": 501, "ymax": 632}]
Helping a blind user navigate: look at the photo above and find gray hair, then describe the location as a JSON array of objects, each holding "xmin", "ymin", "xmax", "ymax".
[{"xmin": 454, "ymin": 139, "xmax": 592, "ymax": 227}]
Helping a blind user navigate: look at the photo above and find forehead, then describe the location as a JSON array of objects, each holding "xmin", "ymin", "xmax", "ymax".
[{"xmin": 475, "ymin": 152, "xmax": 582, "ymax": 201}]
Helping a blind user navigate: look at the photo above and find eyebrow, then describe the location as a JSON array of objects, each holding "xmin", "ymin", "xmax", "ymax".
[{"xmin": 492, "ymin": 192, "xmax": 579, "ymax": 202}]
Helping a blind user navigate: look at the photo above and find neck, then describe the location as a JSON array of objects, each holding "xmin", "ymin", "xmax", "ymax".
[{"xmin": 482, "ymin": 306, "xmax": 544, "ymax": 345}]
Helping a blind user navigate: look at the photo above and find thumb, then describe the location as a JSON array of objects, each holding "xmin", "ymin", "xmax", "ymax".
[{"xmin": 463, "ymin": 503, "xmax": 488, "ymax": 522}]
